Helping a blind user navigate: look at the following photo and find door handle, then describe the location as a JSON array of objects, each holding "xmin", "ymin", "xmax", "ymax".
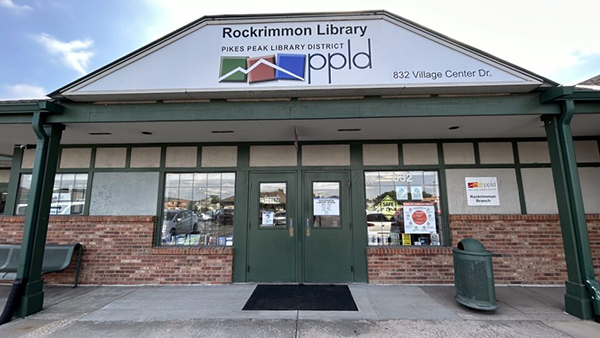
[
  {"xmin": 289, "ymin": 218, "xmax": 294, "ymax": 237},
  {"xmin": 305, "ymin": 218, "xmax": 310, "ymax": 237}
]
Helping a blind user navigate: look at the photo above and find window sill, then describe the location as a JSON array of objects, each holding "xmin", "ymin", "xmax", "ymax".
[
  {"xmin": 152, "ymin": 246, "xmax": 234, "ymax": 255},
  {"xmin": 367, "ymin": 246, "xmax": 451, "ymax": 255}
]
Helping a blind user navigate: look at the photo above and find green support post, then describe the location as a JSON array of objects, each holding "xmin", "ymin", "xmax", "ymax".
[
  {"xmin": 15, "ymin": 113, "xmax": 63, "ymax": 318},
  {"xmin": 543, "ymin": 101, "xmax": 600, "ymax": 320}
]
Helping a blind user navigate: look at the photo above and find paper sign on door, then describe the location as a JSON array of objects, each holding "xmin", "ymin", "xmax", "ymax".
[
  {"xmin": 313, "ymin": 198, "xmax": 340, "ymax": 216},
  {"xmin": 262, "ymin": 211, "xmax": 274, "ymax": 226}
]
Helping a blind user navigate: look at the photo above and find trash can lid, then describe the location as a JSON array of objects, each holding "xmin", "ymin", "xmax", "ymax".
[{"xmin": 457, "ymin": 238, "xmax": 486, "ymax": 252}]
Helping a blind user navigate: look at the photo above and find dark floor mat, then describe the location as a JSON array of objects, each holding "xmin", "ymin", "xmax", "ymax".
[{"xmin": 242, "ymin": 284, "xmax": 358, "ymax": 311}]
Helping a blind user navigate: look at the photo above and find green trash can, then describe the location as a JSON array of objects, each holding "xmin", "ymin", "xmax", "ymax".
[{"xmin": 452, "ymin": 238, "xmax": 497, "ymax": 310}]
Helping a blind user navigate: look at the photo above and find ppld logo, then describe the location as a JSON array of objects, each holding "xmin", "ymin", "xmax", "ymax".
[
  {"xmin": 218, "ymin": 39, "xmax": 372, "ymax": 85},
  {"xmin": 468, "ymin": 181, "xmax": 496, "ymax": 189}
]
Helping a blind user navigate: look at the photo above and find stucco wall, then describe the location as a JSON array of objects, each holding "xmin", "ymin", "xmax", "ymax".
[
  {"xmin": 478, "ymin": 142, "xmax": 514, "ymax": 164},
  {"xmin": 95, "ymin": 148, "xmax": 127, "ymax": 168},
  {"xmin": 59, "ymin": 148, "xmax": 92, "ymax": 168},
  {"xmin": 302, "ymin": 145, "xmax": 350, "ymax": 166},
  {"xmin": 445, "ymin": 168, "xmax": 521, "ymax": 214},
  {"xmin": 518, "ymin": 142, "xmax": 551, "ymax": 164},
  {"xmin": 250, "ymin": 145, "xmax": 297, "ymax": 167},
  {"xmin": 521, "ymin": 168, "xmax": 558, "ymax": 214},
  {"xmin": 202, "ymin": 146, "xmax": 238, "ymax": 167},
  {"xmin": 165, "ymin": 146, "xmax": 197, "ymax": 168},
  {"xmin": 402, "ymin": 143, "xmax": 438, "ymax": 165},
  {"xmin": 130, "ymin": 147, "xmax": 161, "ymax": 168},
  {"xmin": 579, "ymin": 167, "xmax": 600, "ymax": 213},
  {"xmin": 443, "ymin": 143, "xmax": 475, "ymax": 164},
  {"xmin": 363, "ymin": 144, "xmax": 399, "ymax": 166},
  {"xmin": 89, "ymin": 172, "xmax": 159, "ymax": 215},
  {"xmin": 0, "ymin": 170, "xmax": 9, "ymax": 183}
]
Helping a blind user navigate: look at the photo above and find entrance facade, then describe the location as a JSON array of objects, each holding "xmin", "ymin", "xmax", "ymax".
[
  {"xmin": 1, "ymin": 10, "xmax": 600, "ymax": 321},
  {"xmin": 247, "ymin": 171, "xmax": 354, "ymax": 283}
]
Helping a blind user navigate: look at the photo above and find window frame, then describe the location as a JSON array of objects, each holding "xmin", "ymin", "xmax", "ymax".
[
  {"xmin": 364, "ymin": 169, "xmax": 445, "ymax": 247},
  {"xmin": 14, "ymin": 172, "xmax": 90, "ymax": 216},
  {"xmin": 159, "ymin": 171, "xmax": 237, "ymax": 247}
]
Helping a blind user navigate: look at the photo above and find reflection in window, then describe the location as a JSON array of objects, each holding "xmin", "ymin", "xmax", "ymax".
[
  {"xmin": 312, "ymin": 182, "xmax": 341, "ymax": 228},
  {"xmin": 259, "ymin": 183, "xmax": 287, "ymax": 228},
  {"xmin": 162, "ymin": 173, "xmax": 235, "ymax": 246},
  {"xmin": 15, "ymin": 173, "xmax": 88, "ymax": 216},
  {"xmin": 365, "ymin": 171, "xmax": 443, "ymax": 246}
]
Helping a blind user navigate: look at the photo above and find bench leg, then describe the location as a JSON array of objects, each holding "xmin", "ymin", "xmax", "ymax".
[{"xmin": 73, "ymin": 246, "xmax": 82, "ymax": 288}]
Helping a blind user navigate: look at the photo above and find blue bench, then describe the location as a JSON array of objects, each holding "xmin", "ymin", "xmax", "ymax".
[{"xmin": 0, "ymin": 244, "xmax": 83, "ymax": 287}]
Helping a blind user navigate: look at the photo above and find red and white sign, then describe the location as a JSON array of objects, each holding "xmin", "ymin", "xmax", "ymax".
[{"xmin": 403, "ymin": 202, "xmax": 436, "ymax": 234}]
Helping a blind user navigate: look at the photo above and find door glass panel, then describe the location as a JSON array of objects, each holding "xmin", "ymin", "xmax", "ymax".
[
  {"xmin": 259, "ymin": 183, "xmax": 287, "ymax": 228},
  {"xmin": 312, "ymin": 182, "xmax": 341, "ymax": 228}
]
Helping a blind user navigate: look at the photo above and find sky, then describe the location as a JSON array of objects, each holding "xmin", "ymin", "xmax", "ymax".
[{"xmin": 0, "ymin": 0, "xmax": 599, "ymax": 100}]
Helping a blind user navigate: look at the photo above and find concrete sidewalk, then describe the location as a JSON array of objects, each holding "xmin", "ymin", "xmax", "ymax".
[{"xmin": 0, "ymin": 284, "xmax": 598, "ymax": 337}]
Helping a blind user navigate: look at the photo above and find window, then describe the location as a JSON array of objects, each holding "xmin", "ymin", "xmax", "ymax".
[
  {"xmin": 259, "ymin": 183, "xmax": 287, "ymax": 228},
  {"xmin": 162, "ymin": 173, "xmax": 235, "ymax": 246},
  {"xmin": 365, "ymin": 171, "xmax": 443, "ymax": 246},
  {"xmin": 15, "ymin": 173, "xmax": 88, "ymax": 216},
  {"xmin": 312, "ymin": 182, "xmax": 341, "ymax": 228}
]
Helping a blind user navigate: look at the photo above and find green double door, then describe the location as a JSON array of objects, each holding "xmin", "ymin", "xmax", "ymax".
[{"xmin": 247, "ymin": 171, "xmax": 354, "ymax": 283}]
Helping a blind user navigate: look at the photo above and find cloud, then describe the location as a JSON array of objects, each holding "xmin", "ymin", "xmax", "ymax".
[
  {"xmin": 0, "ymin": 0, "xmax": 32, "ymax": 11},
  {"xmin": 33, "ymin": 33, "xmax": 94, "ymax": 75},
  {"xmin": 1, "ymin": 84, "xmax": 47, "ymax": 100}
]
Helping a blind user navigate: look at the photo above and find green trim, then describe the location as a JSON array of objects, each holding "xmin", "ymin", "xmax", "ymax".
[
  {"xmin": 397, "ymin": 143, "xmax": 404, "ymax": 166},
  {"xmin": 8, "ymin": 138, "xmax": 600, "ymax": 222},
  {"xmin": 512, "ymin": 141, "xmax": 528, "ymax": 215},
  {"xmin": 232, "ymin": 145, "xmax": 250, "ymax": 282},
  {"xmin": 436, "ymin": 143, "xmax": 451, "ymax": 246},
  {"xmin": 154, "ymin": 146, "xmax": 167, "ymax": 247},
  {"xmin": 541, "ymin": 86, "xmax": 600, "ymax": 103},
  {"xmin": 473, "ymin": 142, "xmax": 481, "ymax": 165},
  {"xmin": 544, "ymin": 102, "xmax": 600, "ymax": 320},
  {"xmin": 23, "ymin": 95, "xmax": 560, "ymax": 126},
  {"xmin": 0, "ymin": 101, "xmax": 63, "ymax": 115},
  {"xmin": 17, "ymin": 120, "xmax": 63, "ymax": 317},
  {"xmin": 0, "ymin": 102, "xmax": 40, "ymax": 114},
  {"xmin": 350, "ymin": 144, "xmax": 367, "ymax": 282},
  {"xmin": 4, "ymin": 147, "xmax": 23, "ymax": 216}
]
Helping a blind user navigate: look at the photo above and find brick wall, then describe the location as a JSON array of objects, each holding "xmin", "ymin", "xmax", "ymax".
[
  {"xmin": 0, "ymin": 216, "xmax": 233, "ymax": 285},
  {"xmin": 2, "ymin": 215, "xmax": 599, "ymax": 286},
  {"xmin": 368, "ymin": 214, "xmax": 600, "ymax": 285}
]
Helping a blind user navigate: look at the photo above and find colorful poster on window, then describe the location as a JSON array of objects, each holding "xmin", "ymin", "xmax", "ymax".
[
  {"xmin": 465, "ymin": 177, "xmax": 500, "ymax": 206},
  {"xmin": 410, "ymin": 186, "xmax": 423, "ymax": 200},
  {"xmin": 403, "ymin": 202, "xmax": 436, "ymax": 234},
  {"xmin": 396, "ymin": 186, "xmax": 408, "ymax": 200},
  {"xmin": 313, "ymin": 198, "xmax": 340, "ymax": 216},
  {"xmin": 262, "ymin": 211, "xmax": 274, "ymax": 226}
]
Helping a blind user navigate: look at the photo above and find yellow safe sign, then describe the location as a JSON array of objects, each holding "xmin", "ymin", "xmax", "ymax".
[{"xmin": 376, "ymin": 195, "xmax": 399, "ymax": 220}]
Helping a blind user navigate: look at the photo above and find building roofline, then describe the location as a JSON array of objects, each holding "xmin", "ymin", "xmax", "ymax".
[{"xmin": 49, "ymin": 10, "xmax": 558, "ymax": 101}]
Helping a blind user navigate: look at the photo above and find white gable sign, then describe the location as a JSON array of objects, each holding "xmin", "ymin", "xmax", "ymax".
[{"xmin": 63, "ymin": 16, "xmax": 542, "ymax": 100}]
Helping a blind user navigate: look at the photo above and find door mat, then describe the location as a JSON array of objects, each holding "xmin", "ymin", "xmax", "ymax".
[{"xmin": 242, "ymin": 284, "xmax": 358, "ymax": 311}]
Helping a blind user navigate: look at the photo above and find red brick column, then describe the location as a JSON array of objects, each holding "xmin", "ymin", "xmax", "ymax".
[
  {"xmin": 0, "ymin": 216, "xmax": 233, "ymax": 285},
  {"xmin": 367, "ymin": 214, "xmax": 600, "ymax": 285}
]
